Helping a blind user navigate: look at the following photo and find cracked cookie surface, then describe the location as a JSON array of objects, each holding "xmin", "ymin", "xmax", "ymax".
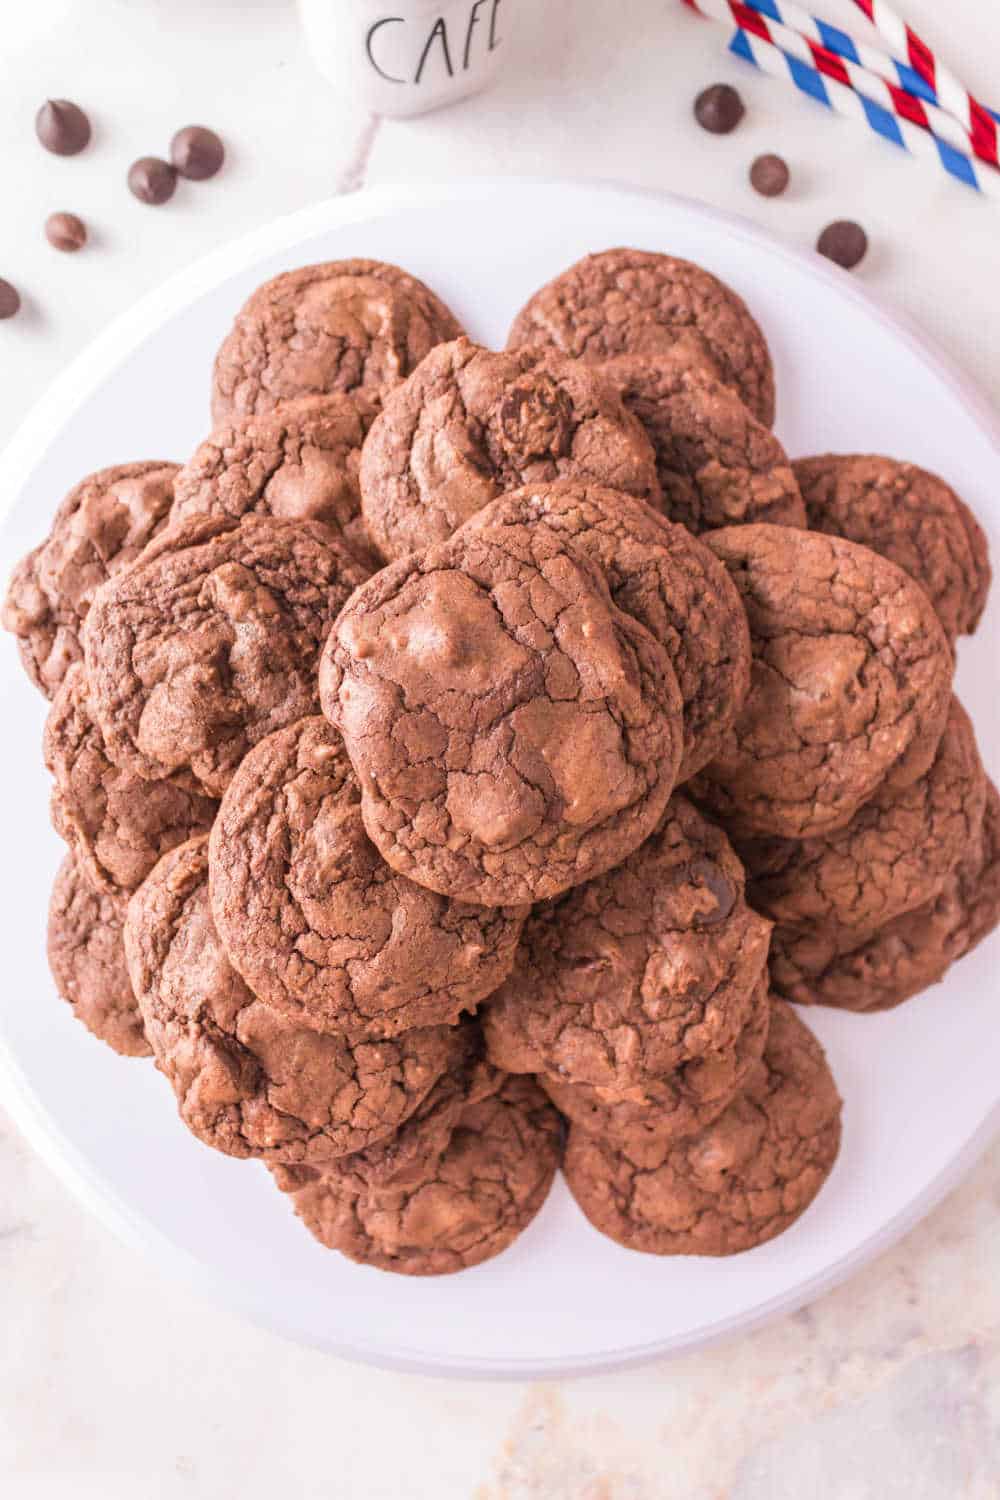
[
  {"xmin": 271, "ymin": 1069, "xmax": 562, "ymax": 1275},
  {"xmin": 539, "ymin": 975, "xmax": 770, "ymax": 1150},
  {"xmin": 359, "ymin": 338, "xmax": 661, "ymax": 561},
  {"xmin": 601, "ymin": 351, "xmax": 805, "ymax": 533},
  {"xmin": 563, "ymin": 1000, "xmax": 841, "ymax": 1256},
  {"xmin": 464, "ymin": 480, "xmax": 750, "ymax": 782},
  {"xmin": 693, "ymin": 524, "xmax": 954, "ymax": 838},
  {"xmin": 794, "ymin": 454, "xmax": 991, "ymax": 645},
  {"xmin": 83, "ymin": 514, "xmax": 370, "ymax": 797},
  {"xmin": 47, "ymin": 853, "xmax": 150, "ymax": 1058},
  {"xmin": 209, "ymin": 717, "xmax": 526, "ymax": 1040},
  {"xmin": 2, "ymin": 461, "xmax": 178, "ymax": 698},
  {"xmin": 769, "ymin": 778, "xmax": 1000, "ymax": 1012},
  {"xmin": 172, "ymin": 393, "xmax": 380, "ymax": 565},
  {"xmin": 211, "ymin": 258, "xmax": 463, "ymax": 426},
  {"xmin": 279, "ymin": 1021, "xmax": 499, "ymax": 1195},
  {"xmin": 125, "ymin": 835, "xmax": 458, "ymax": 1163},
  {"xmin": 507, "ymin": 248, "xmax": 776, "ymax": 426},
  {"xmin": 45, "ymin": 664, "xmax": 217, "ymax": 894},
  {"xmin": 740, "ymin": 698, "xmax": 985, "ymax": 944},
  {"xmin": 482, "ymin": 796, "xmax": 772, "ymax": 1094},
  {"xmin": 320, "ymin": 526, "xmax": 683, "ymax": 905}
]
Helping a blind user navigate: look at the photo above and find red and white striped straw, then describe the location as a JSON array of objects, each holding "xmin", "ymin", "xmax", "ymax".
[
  {"xmin": 723, "ymin": 21, "xmax": 1000, "ymax": 201},
  {"xmin": 682, "ymin": 0, "xmax": 996, "ymax": 169},
  {"xmin": 847, "ymin": 0, "xmax": 999, "ymax": 162}
]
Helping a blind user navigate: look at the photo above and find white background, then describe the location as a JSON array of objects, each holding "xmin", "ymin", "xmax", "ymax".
[{"xmin": 3, "ymin": 2, "xmax": 1000, "ymax": 1496}]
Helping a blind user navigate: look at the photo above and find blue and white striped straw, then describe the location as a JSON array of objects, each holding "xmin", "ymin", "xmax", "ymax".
[{"xmin": 729, "ymin": 25, "xmax": 1000, "ymax": 200}]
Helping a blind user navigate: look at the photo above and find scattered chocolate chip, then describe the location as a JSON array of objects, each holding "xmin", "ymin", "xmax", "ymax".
[
  {"xmin": 128, "ymin": 157, "xmax": 178, "ymax": 206},
  {"xmin": 170, "ymin": 125, "xmax": 225, "ymax": 181},
  {"xmin": 817, "ymin": 220, "xmax": 869, "ymax": 269},
  {"xmin": 45, "ymin": 212, "xmax": 87, "ymax": 253},
  {"xmin": 36, "ymin": 99, "xmax": 91, "ymax": 157},
  {"xmin": 750, "ymin": 154, "xmax": 790, "ymax": 197},
  {"xmin": 694, "ymin": 83, "xmax": 745, "ymax": 135},
  {"xmin": 0, "ymin": 279, "xmax": 21, "ymax": 320}
]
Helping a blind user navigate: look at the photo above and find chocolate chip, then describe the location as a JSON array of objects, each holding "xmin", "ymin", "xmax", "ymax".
[
  {"xmin": 36, "ymin": 99, "xmax": 91, "ymax": 157},
  {"xmin": 688, "ymin": 858, "xmax": 737, "ymax": 926},
  {"xmin": 817, "ymin": 220, "xmax": 868, "ymax": 269},
  {"xmin": 694, "ymin": 84, "xmax": 745, "ymax": 135},
  {"xmin": 495, "ymin": 377, "xmax": 574, "ymax": 464},
  {"xmin": 170, "ymin": 125, "xmax": 225, "ymax": 181},
  {"xmin": 128, "ymin": 157, "xmax": 178, "ymax": 206},
  {"xmin": 750, "ymin": 154, "xmax": 790, "ymax": 197},
  {"xmin": 45, "ymin": 212, "xmax": 87, "ymax": 253},
  {"xmin": 0, "ymin": 280, "xmax": 21, "ymax": 320}
]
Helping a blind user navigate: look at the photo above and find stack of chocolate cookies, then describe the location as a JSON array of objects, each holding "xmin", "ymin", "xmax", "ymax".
[{"xmin": 5, "ymin": 249, "xmax": 996, "ymax": 1275}]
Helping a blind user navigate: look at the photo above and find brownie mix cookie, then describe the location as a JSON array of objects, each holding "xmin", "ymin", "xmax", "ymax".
[
  {"xmin": 289, "ymin": 1021, "xmax": 498, "ymax": 1195},
  {"xmin": 464, "ymin": 480, "xmax": 751, "ymax": 782},
  {"xmin": 47, "ymin": 853, "xmax": 150, "ymax": 1058},
  {"xmin": 209, "ymin": 718, "xmax": 526, "ymax": 1040},
  {"xmin": 483, "ymin": 796, "xmax": 772, "ymax": 1095},
  {"xmin": 125, "ymin": 836, "xmax": 460, "ymax": 1163},
  {"xmin": 211, "ymin": 258, "xmax": 463, "ymax": 426},
  {"xmin": 172, "ymin": 393, "xmax": 380, "ymax": 565},
  {"xmin": 741, "ymin": 698, "xmax": 986, "ymax": 944},
  {"xmin": 539, "ymin": 975, "xmax": 770, "ymax": 1151},
  {"xmin": 769, "ymin": 779, "xmax": 1000, "ymax": 1013},
  {"xmin": 563, "ymin": 1000, "xmax": 841, "ymax": 1255},
  {"xmin": 45, "ymin": 664, "xmax": 217, "ymax": 895},
  {"xmin": 794, "ymin": 454, "xmax": 991, "ymax": 645},
  {"xmin": 271, "ymin": 1071, "xmax": 562, "ymax": 1275},
  {"xmin": 320, "ymin": 527, "xmax": 684, "ymax": 905},
  {"xmin": 359, "ymin": 338, "xmax": 661, "ymax": 561},
  {"xmin": 3, "ymin": 461, "xmax": 178, "ymax": 697},
  {"xmin": 693, "ymin": 525, "xmax": 954, "ymax": 838},
  {"xmin": 601, "ymin": 351, "xmax": 805, "ymax": 533},
  {"xmin": 83, "ymin": 514, "xmax": 370, "ymax": 797},
  {"xmin": 507, "ymin": 248, "xmax": 776, "ymax": 426}
]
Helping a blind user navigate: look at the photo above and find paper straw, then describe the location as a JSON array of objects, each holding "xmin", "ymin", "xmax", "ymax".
[
  {"xmin": 738, "ymin": 1, "xmax": 999, "ymax": 132},
  {"xmin": 845, "ymin": 0, "xmax": 1000, "ymax": 151},
  {"xmin": 727, "ymin": 24, "xmax": 1000, "ymax": 201},
  {"xmin": 682, "ymin": 0, "xmax": 998, "ymax": 168}
]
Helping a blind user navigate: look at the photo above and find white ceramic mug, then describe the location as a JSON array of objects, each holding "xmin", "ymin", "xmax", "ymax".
[{"xmin": 298, "ymin": 0, "xmax": 514, "ymax": 118}]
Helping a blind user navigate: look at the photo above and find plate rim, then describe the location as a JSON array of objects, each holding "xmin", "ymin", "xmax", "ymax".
[{"xmin": 2, "ymin": 175, "xmax": 999, "ymax": 1381}]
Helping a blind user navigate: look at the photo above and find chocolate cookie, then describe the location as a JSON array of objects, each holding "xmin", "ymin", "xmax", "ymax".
[
  {"xmin": 45, "ymin": 664, "xmax": 217, "ymax": 895},
  {"xmin": 693, "ymin": 525, "xmax": 954, "ymax": 838},
  {"xmin": 320, "ymin": 527, "xmax": 684, "ymax": 905},
  {"xmin": 124, "ymin": 835, "xmax": 459, "ymax": 1163},
  {"xmin": 209, "ymin": 718, "xmax": 526, "ymax": 1040},
  {"xmin": 211, "ymin": 259, "xmax": 463, "ymax": 426},
  {"xmin": 482, "ymin": 796, "xmax": 772, "ymax": 1094},
  {"xmin": 741, "ymin": 698, "xmax": 985, "ymax": 943},
  {"xmin": 794, "ymin": 454, "xmax": 991, "ymax": 645},
  {"xmin": 769, "ymin": 779, "xmax": 1000, "ymax": 1013},
  {"xmin": 359, "ymin": 338, "xmax": 661, "ymax": 561},
  {"xmin": 47, "ymin": 854, "xmax": 150, "ymax": 1057},
  {"xmin": 83, "ymin": 514, "xmax": 370, "ymax": 797},
  {"xmin": 601, "ymin": 351, "xmax": 805, "ymax": 533},
  {"xmin": 464, "ymin": 480, "xmax": 751, "ymax": 782},
  {"xmin": 172, "ymin": 393, "xmax": 379, "ymax": 565},
  {"xmin": 290, "ymin": 1021, "xmax": 498, "ymax": 1194},
  {"xmin": 2, "ymin": 461, "xmax": 177, "ymax": 697},
  {"xmin": 271, "ymin": 1070, "xmax": 562, "ymax": 1275},
  {"xmin": 540, "ymin": 975, "xmax": 770, "ymax": 1150},
  {"xmin": 507, "ymin": 248, "xmax": 776, "ymax": 426},
  {"xmin": 563, "ymin": 1000, "xmax": 841, "ymax": 1256}
]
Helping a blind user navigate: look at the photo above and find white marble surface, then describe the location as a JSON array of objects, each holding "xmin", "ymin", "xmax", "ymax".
[{"xmin": 3, "ymin": 1, "xmax": 1000, "ymax": 1493}]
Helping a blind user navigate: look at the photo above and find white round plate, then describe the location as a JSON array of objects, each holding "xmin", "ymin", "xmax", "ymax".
[{"xmin": 1, "ymin": 180, "xmax": 998, "ymax": 1380}]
